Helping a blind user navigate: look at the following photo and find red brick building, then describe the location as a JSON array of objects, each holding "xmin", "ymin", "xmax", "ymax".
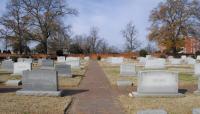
[
  {"xmin": 158, "ymin": 36, "xmax": 200, "ymax": 54},
  {"xmin": 183, "ymin": 36, "xmax": 200, "ymax": 54}
]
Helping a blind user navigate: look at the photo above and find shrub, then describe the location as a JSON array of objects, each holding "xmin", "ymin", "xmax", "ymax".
[
  {"xmin": 97, "ymin": 56, "xmax": 101, "ymax": 61},
  {"xmin": 139, "ymin": 49, "xmax": 148, "ymax": 57}
]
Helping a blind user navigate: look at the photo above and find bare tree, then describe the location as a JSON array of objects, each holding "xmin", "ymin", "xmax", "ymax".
[
  {"xmin": 22, "ymin": 0, "xmax": 77, "ymax": 54},
  {"xmin": 122, "ymin": 21, "xmax": 140, "ymax": 52},
  {"xmin": 87, "ymin": 27, "xmax": 103, "ymax": 53},
  {"xmin": 0, "ymin": 0, "xmax": 31, "ymax": 54}
]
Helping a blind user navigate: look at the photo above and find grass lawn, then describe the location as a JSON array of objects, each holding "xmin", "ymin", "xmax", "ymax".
[
  {"xmin": 99, "ymin": 61, "xmax": 200, "ymax": 114},
  {"xmin": 0, "ymin": 61, "xmax": 89, "ymax": 113},
  {"xmin": 99, "ymin": 62, "xmax": 137, "ymax": 85},
  {"xmin": 0, "ymin": 92, "xmax": 72, "ymax": 114}
]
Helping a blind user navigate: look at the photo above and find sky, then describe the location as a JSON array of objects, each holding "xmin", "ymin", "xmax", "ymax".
[{"xmin": 0, "ymin": 0, "xmax": 163, "ymax": 50}]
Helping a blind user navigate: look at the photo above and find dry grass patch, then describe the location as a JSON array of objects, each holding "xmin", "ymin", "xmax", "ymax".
[
  {"xmin": 59, "ymin": 76, "xmax": 82, "ymax": 87},
  {"xmin": 99, "ymin": 62, "xmax": 137, "ymax": 85},
  {"xmin": 0, "ymin": 92, "xmax": 72, "ymax": 114},
  {"xmin": 0, "ymin": 74, "xmax": 21, "ymax": 82},
  {"xmin": 119, "ymin": 94, "xmax": 200, "ymax": 114}
]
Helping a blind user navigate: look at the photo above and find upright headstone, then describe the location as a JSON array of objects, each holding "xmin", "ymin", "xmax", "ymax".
[
  {"xmin": 181, "ymin": 55, "xmax": 187, "ymax": 64},
  {"xmin": 132, "ymin": 70, "xmax": 182, "ymax": 97},
  {"xmin": 66, "ymin": 60, "xmax": 80, "ymax": 68},
  {"xmin": 24, "ymin": 58, "xmax": 33, "ymax": 63},
  {"xmin": 145, "ymin": 59, "xmax": 166, "ymax": 69},
  {"xmin": 109, "ymin": 57, "xmax": 124, "ymax": 64},
  {"xmin": 38, "ymin": 58, "xmax": 46, "ymax": 65},
  {"xmin": 1, "ymin": 60, "xmax": 14, "ymax": 73},
  {"xmin": 187, "ymin": 57, "xmax": 196, "ymax": 64},
  {"xmin": 197, "ymin": 56, "xmax": 200, "ymax": 61},
  {"xmin": 194, "ymin": 76, "xmax": 200, "ymax": 95},
  {"xmin": 195, "ymin": 64, "xmax": 200, "ymax": 76},
  {"xmin": 57, "ymin": 56, "xmax": 66, "ymax": 63},
  {"xmin": 170, "ymin": 58, "xmax": 182, "ymax": 65},
  {"xmin": 181, "ymin": 55, "xmax": 187, "ymax": 60},
  {"xmin": 146, "ymin": 55, "xmax": 152, "ymax": 60},
  {"xmin": 13, "ymin": 62, "xmax": 32, "ymax": 75},
  {"xmin": 137, "ymin": 109, "xmax": 167, "ymax": 114},
  {"xmin": 138, "ymin": 57, "xmax": 146, "ymax": 64},
  {"xmin": 55, "ymin": 63, "xmax": 72, "ymax": 77},
  {"xmin": 84, "ymin": 56, "xmax": 90, "ymax": 61},
  {"xmin": 16, "ymin": 69, "xmax": 61, "ymax": 96},
  {"xmin": 40, "ymin": 59, "xmax": 54, "ymax": 69},
  {"xmin": 120, "ymin": 63, "xmax": 136, "ymax": 76},
  {"xmin": 17, "ymin": 58, "xmax": 24, "ymax": 62}
]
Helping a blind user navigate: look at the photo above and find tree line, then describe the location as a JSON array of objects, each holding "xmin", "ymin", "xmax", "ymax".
[{"xmin": 1, "ymin": 0, "xmax": 199, "ymax": 55}]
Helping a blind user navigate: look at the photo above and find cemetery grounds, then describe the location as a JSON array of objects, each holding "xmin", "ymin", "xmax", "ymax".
[
  {"xmin": 0, "ymin": 59, "xmax": 88, "ymax": 114},
  {"xmin": 99, "ymin": 60, "xmax": 200, "ymax": 114}
]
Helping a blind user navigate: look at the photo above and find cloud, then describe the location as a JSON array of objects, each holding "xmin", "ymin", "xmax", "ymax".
[
  {"xmin": 67, "ymin": 0, "xmax": 163, "ymax": 49},
  {"xmin": 0, "ymin": 0, "xmax": 163, "ymax": 50}
]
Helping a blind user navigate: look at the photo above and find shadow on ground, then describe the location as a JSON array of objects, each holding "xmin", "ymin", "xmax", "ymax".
[
  {"xmin": 61, "ymin": 89, "xmax": 89, "ymax": 96},
  {"xmin": 0, "ymin": 87, "xmax": 21, "ymax": 93},
  {"xmin": 72, "ymin": 74, "xmax": 84, "ymax": 78}
]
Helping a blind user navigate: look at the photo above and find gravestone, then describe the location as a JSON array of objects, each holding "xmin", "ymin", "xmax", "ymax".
[
  {"xmin": 187, "ymin": 57, "xmax": 196, "ymax": 64},
  {"xmin": 132, "ymin": 70, "xmax": 183, "ymax": 97},
  {"xmin": 38, "ymin": 58, "xmax": 46, "ymax": 65},
  {"xmin": 170, "ymin": 58, "xmax": 182, "ymax": 65},
  {"xmin": 24, "ymin": 58, "xmax": 33, "ymax": 63},
  {"xmin": 197, "ymin": 56, "xmax": 200, "ymax": 61},
  {"xmin": 16, "ymin": 69, "xmax": 61, "ymax": 96},
  {"xmin": 109, "ymin": 57, "xmax": 124, "ymax": 64},
  {"xmin": 146, "ymin": 55, "xmax": 152, "ymax": 60},
  {"xmin": 5, "ymin": 80, "xmax": 21, "ymax": 86},
  {"xmin": 17, "ymin": 58, "xmax": 24, "ymax": 62},
  {"xmin": 193, "ymin": 108, "xmax": 200, "ymax": 114},
  {"xmin": 17, "ymin": 58, "xmax": 32, "ymax": 63},
  {"xmin": 40, "ymin": 59, "xmax": 54, "ymax": 69},
  {"xmin": 57, "ymin": 56, "xmax": 66, "ymax": 63},
  {"xmin": 84, "ymin": 56, "xmax": 90, "ymax": 61},
  {"xmin": 195, "ymin": 64, "xmax": 200, "ymax": 76},
  {"xmin": 138, "ymin": 57, "xmax": 146, "ymax": 64},
  {"xmin": 120, "ymin": 63, "xmax": 136, "ymax": 76},
  {"xmin": 194, "ymin": 77, "xmax": 200, "ymax": 95},
  {"xmin": 137, "ymin": 109, "xmax": 167, "ymax": 114},
  {"xmin": 13, "ymin": 62, "xmax": 32, "ymax": 75},
  {"xmin": 66, "ymin": 57, "xmax": 80, "ymax": 61},
  {"xmin": 181, "ymin": 55, "xmax": 187, "ymax": 60},
  {"xmin": 55, "ymin": 63, "xmax": 72, "ymax": 77},
  {"xmin": 65, "ymin": 59, "xmax": 80, "ymax": 68},
  {"xmin": 1, "ymin": 60, "xmax": 14, "ymax": 73},
  {"xmin": 145, "ymin": 59, "xmax": 166, "ymax": 69},
  {"xmin": 117, "ymin": 80, "xmax": 133, "ymax": 87}
]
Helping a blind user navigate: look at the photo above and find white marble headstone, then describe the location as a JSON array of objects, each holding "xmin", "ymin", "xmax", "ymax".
[
  {"xmin": 187, "ymin": 57, "xmax": 196, "ymax": 64},
  {"xmin": 170, "ymin": 58, "xmax": 182, "ymax": 65},
  {"xmin": 57, "ymin": 56, "xmax": 66, "ymax": 63},
  {"xmin": 109, "ymin": 57, "xmax": 124, "ymax": 64},
  {"xmin": 145, "ymin": 59, "xmax": 166, "ymax": 69},
  {"xmin": 13, "ymin": 62, "xmax": 32, "ymax": 75},
  {"xmin": 197, "ymin": 56, "xmax": 200, "ymax": 60},
  {"xmin": 120, "ymin": 63, "xmax": 136, "ymax": 76},
  {"xmin": 132, "ymin": 70, "xmax": 181, "ymax": 96},
  {"xmin": 195, "ymin": 64, "xmax": 200, "ymax": 76},
  {"xmin": 138, "ymin": 57, "xmax": 146, "ymax": 64}
]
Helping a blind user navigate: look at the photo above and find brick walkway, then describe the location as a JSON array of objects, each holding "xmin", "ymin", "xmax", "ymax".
[{"xmin": 68, "ymin": 61, "xmax": 124, "ymax": 114}]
